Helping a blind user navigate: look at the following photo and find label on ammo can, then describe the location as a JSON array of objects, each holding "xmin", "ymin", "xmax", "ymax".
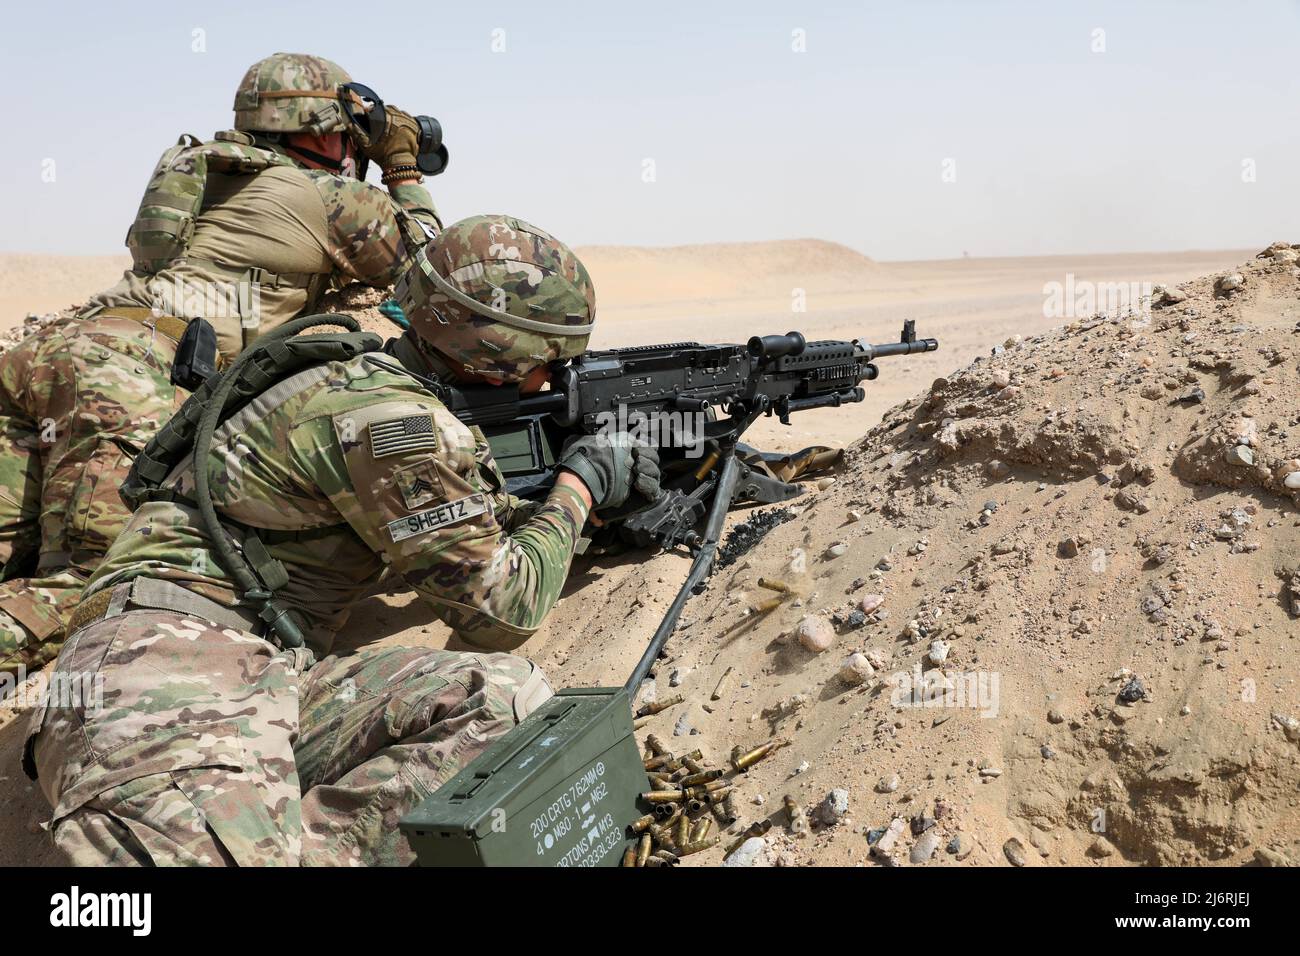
[{"xmin": 529, "ymin": 757, "xmax": 623, "ymax": 866}]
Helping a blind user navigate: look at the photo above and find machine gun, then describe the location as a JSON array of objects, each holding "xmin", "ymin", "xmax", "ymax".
[
  {"xmin": 396, "ymin": 320, "xmax": 939, "ymax": 552},
  {"xmin": 398, "ymin": 321, "xmax": 938, "ymax": 866}
]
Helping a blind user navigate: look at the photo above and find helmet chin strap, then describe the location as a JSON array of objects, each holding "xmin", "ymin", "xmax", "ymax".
[{"xmin": 283, "ymin": 142, "xmax": 348, "ymax": 173}]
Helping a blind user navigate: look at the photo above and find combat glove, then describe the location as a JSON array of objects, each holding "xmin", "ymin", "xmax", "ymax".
[
  {"xmin": 364, "ymin": 104, "xmax": 421, "ymax": 172},
  {"xmin": 559, "ymin": 433, "xmax": 661, "ymax": 513}
]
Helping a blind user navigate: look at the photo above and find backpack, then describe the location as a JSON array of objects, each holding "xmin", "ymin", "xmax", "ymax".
[{"xmin": 123, "ymin": 130, "xmax": 331, "ymax": 306}]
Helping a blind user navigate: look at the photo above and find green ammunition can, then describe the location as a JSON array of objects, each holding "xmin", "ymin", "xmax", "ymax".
[
  {"xmin": 400, "ymin": 687, "xmax": 649, "ymax": 866},
  {"xmin": 482, "ymin": 419, "xmax": 556, "ymax": 477}
]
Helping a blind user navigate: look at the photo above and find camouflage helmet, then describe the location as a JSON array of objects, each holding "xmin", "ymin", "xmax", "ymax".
[
  {"xmin": 233, "ymin": 52, "xmax": 353, "ymax": 135},
  {"xmin": 396, "ymin": 215, "xmax": 596, "ymax": 384}
]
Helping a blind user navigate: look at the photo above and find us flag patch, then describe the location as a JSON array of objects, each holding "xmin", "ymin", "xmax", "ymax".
[{"xmin": 369, "ymin": 414, "xmax": 438, "ymax": 458}]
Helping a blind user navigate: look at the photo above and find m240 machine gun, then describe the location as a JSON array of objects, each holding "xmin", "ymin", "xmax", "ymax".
[{"xmin": 427, "ymin": 320, "xmax": 939, "ymax": 551}]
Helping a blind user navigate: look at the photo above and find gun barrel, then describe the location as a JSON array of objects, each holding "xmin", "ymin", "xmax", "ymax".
[{"xmin": 869, "ymin": 337, "xmax": 939, "ymax": 359}]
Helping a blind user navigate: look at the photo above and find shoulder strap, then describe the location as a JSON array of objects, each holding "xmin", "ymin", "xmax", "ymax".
[{"xmin": 123, "ymin": 314, "xmax": 382, "ymax": 505}]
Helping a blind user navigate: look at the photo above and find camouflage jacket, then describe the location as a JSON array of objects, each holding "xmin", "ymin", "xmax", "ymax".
[
  {"xmin": 87, "ymin": 144, "xmax": 441, "ymax": 356},
  {"xmin": 83, "ymin": 337, "xmax": 589, "ymax": 653}
]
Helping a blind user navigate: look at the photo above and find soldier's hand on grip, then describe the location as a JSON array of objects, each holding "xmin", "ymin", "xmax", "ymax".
[
  {"xmin": 363, "ymin": 104, "xmax": 422, "ymax": 172},
  {"xmin": 559, "ymin": 433, "xmax": 661, "ymax": 514}
]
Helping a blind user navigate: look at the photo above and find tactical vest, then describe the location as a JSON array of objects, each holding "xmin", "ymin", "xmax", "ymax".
[{"xmin": 123, "ymin": 130, "xmax": 333, "ymax": 309}]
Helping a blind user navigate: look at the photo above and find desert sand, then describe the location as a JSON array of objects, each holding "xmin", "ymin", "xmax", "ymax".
[{"xmin": 5, "ymin": 240, "xmax": 1295, "ymax": 867}]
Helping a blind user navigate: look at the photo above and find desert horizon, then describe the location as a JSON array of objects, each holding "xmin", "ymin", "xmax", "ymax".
[
  {"xmin": 0, "ymin": 241, "xmax": 1259, "ymax": 326},
  {"xmin": 1, "ymin": 242, "xmax": 1255, "ymax": 456}
]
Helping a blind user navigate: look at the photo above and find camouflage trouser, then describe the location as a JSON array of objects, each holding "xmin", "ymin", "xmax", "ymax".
[
  {"xmin": 0, "ymin": 314, "xmax": 182, "ymax": 678},
  {"xmin": 27, "ymin": 607, "xmax": 553, "ymax": 866}
]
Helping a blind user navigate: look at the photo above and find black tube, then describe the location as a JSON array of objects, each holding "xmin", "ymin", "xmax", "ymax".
[
  {"xmin": 868, "ymin": 337, "xmax": 939, "ymax": 358},
  {"xmin": 520, "ymin": 391, "xmax": 568, "ymax": 416},
  {"xmin": 786, "ymin": 387, "xmax": 865, "ymax": 413},
  {"xmin": 624, "ymin": 451, "xmax": 741, "ymax": 693},
  {"xmin": 674, "ymin": 396, "xmax": 711, "ymax": 412}
]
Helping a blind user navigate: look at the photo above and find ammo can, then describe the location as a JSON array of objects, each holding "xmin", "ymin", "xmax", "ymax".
[{"xmin": 400, "ymin": 687, "xmax": 648, "ymax": 866}]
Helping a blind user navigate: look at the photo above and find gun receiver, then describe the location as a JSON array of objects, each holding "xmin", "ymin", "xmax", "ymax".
[{"xmin": 439, "ymin": 321, "xmax": 938, "ymax": 549}]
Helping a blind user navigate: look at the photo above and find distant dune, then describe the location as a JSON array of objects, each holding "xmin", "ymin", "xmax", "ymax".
[{"xmin": 576, "ymin": 238, "xmax": 881, "ymax": 307}]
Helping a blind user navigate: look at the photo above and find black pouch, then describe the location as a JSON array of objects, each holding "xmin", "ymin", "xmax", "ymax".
[{"xmin": 170, "ymin": 317, "xmax": 219, "ymax": 391}]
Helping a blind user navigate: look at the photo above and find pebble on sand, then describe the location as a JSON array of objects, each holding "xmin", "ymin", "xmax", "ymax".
[
  {"xmin": 910, "ymin": 830, "xmax": 941, "ymax": 864},
  {"xmin": 794, "ymin": 615, "xmax": 836, "ymax": 653},
  {"xmin": 1225, "ymin": 445, "xmax": 1254, "ymax": 467},
  {"xmin": 817, "ymin": 788, "xmax": 850, "ymax": 826},
  {"xmin": 1088, "ymin": 836, "xmax": 1116, "ymax": 858},
  {"xmin": 1003, "ymin": 837, "xmax": 1028, "ymax": 867},
  {"xmin": 724, "ymin": 837, "xmax": 771, "ymax": 867},
  {"xmin": 838, "ymin": 652, "xmax": 875, "ymax": 686},
  {"xmin": 859, "ymin": 593, "xmax": 885, "ymax": 614}
]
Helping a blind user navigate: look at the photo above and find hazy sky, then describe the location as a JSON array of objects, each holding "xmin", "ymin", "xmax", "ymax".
[{"xmin": 3, "ymin": 1, "xmax": 1297, "ymax": 259}]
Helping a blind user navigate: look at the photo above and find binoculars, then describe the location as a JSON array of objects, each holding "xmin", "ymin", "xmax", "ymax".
[{"xmin": 340, "ymin": 81, "xmax": 449, "ymax": 177}]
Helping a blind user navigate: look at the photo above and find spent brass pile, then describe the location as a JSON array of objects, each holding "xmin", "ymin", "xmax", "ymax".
[{"xmin": 625, "ymin": 733, "xmax": 796, "ymax": 867}]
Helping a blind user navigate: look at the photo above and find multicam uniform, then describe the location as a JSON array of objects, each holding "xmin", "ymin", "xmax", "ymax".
[
  {"xmin": 25, "ymin": 335, "xmax": 590, "ymax": 866},
  {"xmin": 0, "ymin": 148, "xmax": 439, "ymax": 677}
]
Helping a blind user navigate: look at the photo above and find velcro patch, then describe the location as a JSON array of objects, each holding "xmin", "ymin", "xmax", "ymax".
[
  {"xmin": 395, "ymin": 460, "xmax": 443, "ymax": 510},
  {"xmin": 370, "ymin": 414, "xmax": 437, "ymax": 458},
  {"xmin": 387, "ymin": 494, "xmax": 487, "ymax": 543}
]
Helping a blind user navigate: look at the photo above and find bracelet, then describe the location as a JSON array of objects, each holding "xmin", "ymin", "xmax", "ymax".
[{"xmin": 382, "ymin": 165, "xmax": 423, "ymax": 184}]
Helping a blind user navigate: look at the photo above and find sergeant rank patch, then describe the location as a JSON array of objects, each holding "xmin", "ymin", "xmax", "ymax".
[
  {"xmin": 387, "ymin": 494, "xmax": 487, "ymax": 543},
  {"xmin": 395, "ymin": 460, "xmax": 443, "ymax": 510},
  {"xmin": 370, "ymin": 414, "xmax": 438, "ymax": 458}
]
